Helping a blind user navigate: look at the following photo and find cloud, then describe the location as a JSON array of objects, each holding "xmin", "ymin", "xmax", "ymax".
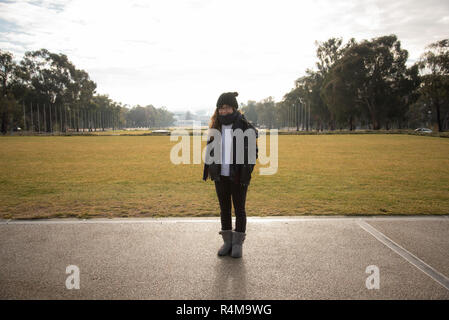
[{"xmin": 0, "ymin": 0, "xmax": 448, "ymax": 112}]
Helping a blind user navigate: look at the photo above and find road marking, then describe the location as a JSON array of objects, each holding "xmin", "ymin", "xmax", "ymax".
[
  {"xmin": 0, "ymin": 216, "xmax": 449, "ymax": 225},
  {"xmin": 357, "ymin": 219, "xmax": 449, "ymax": 291}
]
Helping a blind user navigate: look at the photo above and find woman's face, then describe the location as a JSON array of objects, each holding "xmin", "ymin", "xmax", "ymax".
[{"xmin": 218, "ymin": 104, "xmax": 234, "ymax": 115}]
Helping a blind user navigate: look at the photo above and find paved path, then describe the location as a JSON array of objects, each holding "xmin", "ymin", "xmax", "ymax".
[{"xmin": 1, "ymin": 216, "xmax": 449, "ymax": 299}]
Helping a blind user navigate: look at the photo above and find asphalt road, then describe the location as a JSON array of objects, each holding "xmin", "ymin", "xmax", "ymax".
[{"xmin": 1, "ymin": 216, "xmax": 448, "ymax": 299}]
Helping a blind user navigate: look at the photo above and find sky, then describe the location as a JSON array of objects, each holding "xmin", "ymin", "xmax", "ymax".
[{"xmin": 1, "ymin": 0, "xmax": 449, "ymax": 114}]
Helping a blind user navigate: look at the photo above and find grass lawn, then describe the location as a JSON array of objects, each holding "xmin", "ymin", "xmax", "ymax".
[{"xmin": 1, "ymin": 134, "xmax": 448, "ymax": 219}]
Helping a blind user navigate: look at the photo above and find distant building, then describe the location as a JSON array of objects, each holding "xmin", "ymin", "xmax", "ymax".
[
  {"xmin": 176, "ymin": 119, "xmax": 202, "ymax": 127},
  {"xmin": 172, "ymin": 110, "xmax": 211, "ymax": 127}
]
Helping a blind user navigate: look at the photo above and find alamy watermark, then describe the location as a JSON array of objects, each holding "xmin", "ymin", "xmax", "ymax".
[
  {"xmin": 169, "ymin": 122, "xmax": 278, "ymax": 175},
  {"xmin": 365, "ymin": 265, "xmax": 380, "ymax": 290},
  {"xmin": 65, "ymin": 265, "xmax": 80, "ymax": 290}
]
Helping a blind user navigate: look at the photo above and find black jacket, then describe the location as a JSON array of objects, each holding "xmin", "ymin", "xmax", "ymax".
[{"xmin": 202, "ymin": 112, "xmax": 258, "ymax": 186}]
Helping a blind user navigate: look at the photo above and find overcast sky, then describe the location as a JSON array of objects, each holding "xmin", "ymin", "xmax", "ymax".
[{"xmin": 1, "ymin": 0, "xmax": 448, "ymax": 114}]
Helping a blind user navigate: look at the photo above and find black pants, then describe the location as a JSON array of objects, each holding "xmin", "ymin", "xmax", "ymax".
[{"xmin": 214, "ymin": 175, "xmax": 248, "ymax": 233}]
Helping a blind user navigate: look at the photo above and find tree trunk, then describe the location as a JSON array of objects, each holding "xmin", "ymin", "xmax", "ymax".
[{"xmin": 435, "ymin": 100, "xmax": 442, "ymax": 132}]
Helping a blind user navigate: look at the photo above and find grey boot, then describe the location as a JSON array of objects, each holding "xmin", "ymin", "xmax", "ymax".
[
  {"xmin": 217, "ymin": 230, "xmax": 233, "ymax": 256},
  {"xmin": 231, "ymin": 231, "xmax": 246, "ymax": 258}
]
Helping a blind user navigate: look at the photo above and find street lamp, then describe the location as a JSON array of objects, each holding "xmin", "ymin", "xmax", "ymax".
[
  {"xmin": 308, "ymin": 89, "xmax": 312, "ymax": 131},
  {"xmin": 297, "ymin": 98, "xmax": 304, "ymax": 132}
]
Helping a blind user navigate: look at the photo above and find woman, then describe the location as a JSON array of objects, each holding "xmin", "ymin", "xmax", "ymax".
[{"xmin": 202, "ymin": 92, "xmax": 258, "ymax": 258}]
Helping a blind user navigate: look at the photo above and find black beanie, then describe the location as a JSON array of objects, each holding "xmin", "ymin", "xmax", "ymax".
[{"xmin": 216, "ymin": 92, "xmax": 239, "ymax": 109}]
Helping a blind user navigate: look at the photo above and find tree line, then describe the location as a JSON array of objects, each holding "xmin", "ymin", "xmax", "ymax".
[
  {"xmin": 241, "ymin": 35, "xmax": 449, "ymax": 132},
  {"xmin": 0, "ymin": 48, "xmax": 175, "ymax": 134},
  {"xmin": 2, "ymin": 35, "xmax": 448, "ymax": 134}
]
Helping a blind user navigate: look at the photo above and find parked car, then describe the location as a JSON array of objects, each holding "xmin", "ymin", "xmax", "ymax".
[{"xmin": 414, "ymin": 128, "xmax": 432, "ymax": 133}]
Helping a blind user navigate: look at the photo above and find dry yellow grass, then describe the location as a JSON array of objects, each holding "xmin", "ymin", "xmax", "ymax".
[{"xmin": 0, "ymin": 134, "xmax": 448, "ymax": 219}]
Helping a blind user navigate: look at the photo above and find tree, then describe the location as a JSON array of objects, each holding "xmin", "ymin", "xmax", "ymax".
[
  {"xmin": 418, "ymin": 39, "xmax": 449, "ymax": 132},
  {"xmin": 0, "ymin": 50, "xmax": 17, "ymax": 96},
  {"xmin": 241, "ymin": 100, "xmax": 258, "ymax": 125},
  {"xmin": 0, "ymin": 50, "xmax": 18, "ymax": 133},
  {"xmin": 257, "ymin": 97, "xmax": 276, "ymax": 129},
  {"xmin": 321, "ymin": 35, "xmax": 417, "ymax": 130},
  {"xmin": 185, "ymin": 110, "xmax": 193, "ymax": 121}
]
